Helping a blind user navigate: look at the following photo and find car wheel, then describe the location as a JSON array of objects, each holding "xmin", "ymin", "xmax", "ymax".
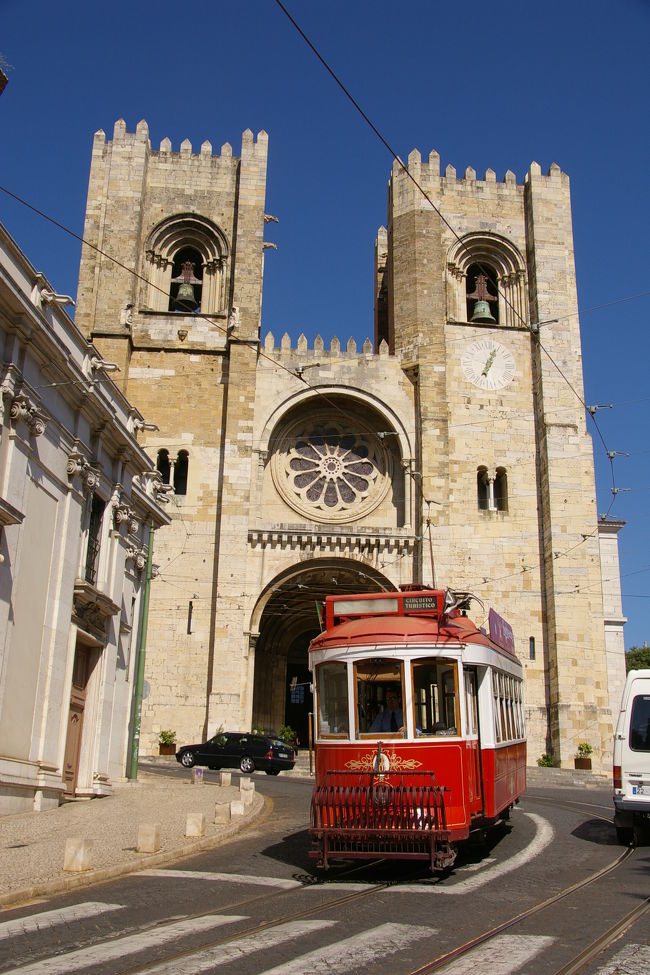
[
  {"xmin": 180, "ymin": 751, "xmax": 195, "ymax": 768},
  {"xmin": 265, "ymin": 769, "xmax": 280, "ymax": 776},
  {"xmin": 240, "ymin": 755, "xmax": 255, "ymax": 774}
]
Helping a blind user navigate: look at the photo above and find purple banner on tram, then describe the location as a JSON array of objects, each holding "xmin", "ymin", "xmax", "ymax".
[{"xmin": 488, "ymin": 608, "xmax": 515, "ymax": 655}]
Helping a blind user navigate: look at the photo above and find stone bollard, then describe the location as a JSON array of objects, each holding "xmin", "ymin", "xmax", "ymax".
[
  {"xmin": 215, "ymin": 802, "xmax": 231, "ymax": 825},
  {"xmin": 185, "ymin": 812, "xmax": 206, "ymax": 838},
  {"xmin": 218, "ymin": 771, "xmax": 231, "ymax": 787},
  {"xmin": 63, "ymin": 837, "xmax": 93, "ymax": 872},
  {"xmin": 137, "ymin": 823, "xmax": 161, "ymax": 854},
  {"xmin": 240, "ymin": 778, "xmax": 255, "ymax": 806},
  {"xmin": 191, "ymin": 767, "xmax": 204, "ymax": 785},
  {"xmin": 230, "ymin": 798, "xmax": 245, "ymax": 817}
]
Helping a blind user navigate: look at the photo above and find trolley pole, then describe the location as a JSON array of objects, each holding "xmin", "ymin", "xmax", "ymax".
[{"xmin": 128, "ymin": 520, "xmax": 155, "ymax": 781}]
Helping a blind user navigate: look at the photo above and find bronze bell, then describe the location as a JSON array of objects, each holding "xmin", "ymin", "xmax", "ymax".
[
  {"xmin": 174, "ymin": 282, "xmax": 198, "ymax": 311},
  {"xmin": 470, "ymin": 299, "xmax": 496, "ymax": 323},
  {"xmin": 171, "ymin": 259, "xmax": 201, "ymax": 312}
]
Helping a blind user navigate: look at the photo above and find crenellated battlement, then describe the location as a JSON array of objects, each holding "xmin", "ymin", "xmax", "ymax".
[
  {"xmin": 392, "ymin": 147, "xmax": 567, "ymax": 190},
  {"xmin": 262, "ymin": 330, "xmax": 389, "ymax": 360},
  {"xmin": 91, "ymin": 120, "xmax": 267, "ymax": 164}
]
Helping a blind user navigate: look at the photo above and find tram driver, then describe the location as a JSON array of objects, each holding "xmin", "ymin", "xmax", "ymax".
[{"xmin": 370, "ymin": 686, "xmax": 405, "ymax": 734}]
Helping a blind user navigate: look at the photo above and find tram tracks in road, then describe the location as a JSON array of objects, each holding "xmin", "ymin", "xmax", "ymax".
[
  {"xmin": 91, "ymin": 840, "xmax": 645, "ymax": 975},
  {"xmin": 11, "ymin": 795, "xmax": 645, "ymax": 975},
  {"xmin": 406, "ymin": 842, "xmax": 647, "ymax": 975}
]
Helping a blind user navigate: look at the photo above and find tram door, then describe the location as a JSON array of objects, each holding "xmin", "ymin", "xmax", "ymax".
[{"xmin": 464, "ymin": 667, "xmax": 483, "ymax": 815}]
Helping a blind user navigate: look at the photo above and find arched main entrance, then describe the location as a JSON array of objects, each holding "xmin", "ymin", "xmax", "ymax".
[{"xmin": 251, "ymin": 560, "xmax": 392, "ymax": 745}]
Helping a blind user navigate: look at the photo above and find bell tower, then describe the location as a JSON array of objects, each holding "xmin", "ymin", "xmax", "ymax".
[
  {"xmin": 375, "ymin": 151, "xmax": 617, "ymax": 768},
  {"xmin": 76, "ymin": 119, "xmax": 269, "ymax": 744}
]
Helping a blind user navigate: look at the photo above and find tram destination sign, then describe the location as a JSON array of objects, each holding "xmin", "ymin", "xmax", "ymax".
[
  {"xmin": 488, "ymin": 608, "xmax": 515, "ymax": 655},
  {"xmin": 403, "ymin": 595, "xmax": 439, "ymax": 613}
]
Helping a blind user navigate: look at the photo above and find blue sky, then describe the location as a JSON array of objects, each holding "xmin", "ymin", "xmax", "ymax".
[{"xmin": 1, "ymin": 0, "xmax": 648, "ymax": 649}]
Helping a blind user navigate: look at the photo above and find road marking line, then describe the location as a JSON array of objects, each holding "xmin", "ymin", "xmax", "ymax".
[
  {"xmin": 141, "ymin": 814, "xmax": 551, "ymax": 899},
  {"xmin": 3, "ymin": 914, "xmax": 246, "ymax": 975},
  {"xmin": 591, "ymin": 943, "xmax": 650, "ymax": 974},
  {"xmin": 434, "ymin": 934, "xmax": 554, "ymax": 974},
  {"xmin": 135, "ymin": 920, "xmax": 335, "ymax": 974},
  {"xmin": 397, "ymin": 813, "xmax": 554, "ymax": 894},
  {"xmin": 0, "ymin": 902, "xmax": 123, "ymax": 940},
  {"xmin": 139, "ymin": 869, "xmax": 303, "ymax": 889},
  {"xmin": 257, "ymin": 922, "xmax": 435, "ymax": 974}
]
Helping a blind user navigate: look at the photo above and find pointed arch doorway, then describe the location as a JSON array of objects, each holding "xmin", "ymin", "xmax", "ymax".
[{"xmin": 251, "ymin": 560, "xmax": 392, "ymax": 745}]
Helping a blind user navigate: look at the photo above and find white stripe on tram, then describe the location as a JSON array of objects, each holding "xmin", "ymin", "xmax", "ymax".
[
  {"xmin": 140, "ymin": 869, "xmax": 303, "ymax": 889},
  {"xmin": 591, "ymin": 943, "xmax": 650, "ymax": 975},
  {"xmin": 136, "ymin": 920, "xmax": 335, "ymax": 975},
  {"xmin": 3, "ymin": 914, "xmax": 246, "ymax": 975},
  {"xmin": 0, "ymin": 902, "xmax": 123, "ymax": 941},
  {"xmin": 433, "ymin": 934, "xmax": 554, "ymax": 974},
  {"xmin": 256, "ymin": 922, "xmax": 435, "ymax": 975}
]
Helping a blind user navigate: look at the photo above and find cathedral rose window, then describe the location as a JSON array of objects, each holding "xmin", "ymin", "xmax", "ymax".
[{"xmin": 271, "ymin": 414, "xmax": 391, "ymax": 524}]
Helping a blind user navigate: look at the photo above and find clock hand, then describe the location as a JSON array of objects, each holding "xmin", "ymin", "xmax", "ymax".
[{"xmin": 481, "ymin": 349, "xmax": 497, "ymax": 376}]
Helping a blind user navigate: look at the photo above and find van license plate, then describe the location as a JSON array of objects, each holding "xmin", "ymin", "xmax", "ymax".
[{"xmin": 633, "ymin": 785, "xmax": 645, "ymax": 795}]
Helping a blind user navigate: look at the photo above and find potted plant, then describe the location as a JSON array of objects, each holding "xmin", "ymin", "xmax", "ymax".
[
  {"xmin": 574, "ymin": 742, "xmax": 593, "ymax": 770},
  {"xmin": 537, "ymin": 753, "xmax": 554, "ymax": 767},
  {"xmin": 278, "ymin": 724, "xmax": 299, "ymax": 752},
  {"xmin": 158, "ymin": 729, "xmax": 177, "ymax": 756}
]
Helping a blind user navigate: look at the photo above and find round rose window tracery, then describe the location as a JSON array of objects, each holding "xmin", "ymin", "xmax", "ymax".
[{"xmin": 271, "ymin": 414, "xmax": 392, "ymax": 524}]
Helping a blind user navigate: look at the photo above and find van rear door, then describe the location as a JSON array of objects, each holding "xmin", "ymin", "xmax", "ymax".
[{"xmin": 619, "ymin": 675, "xmax": 650, "ymax": 805}]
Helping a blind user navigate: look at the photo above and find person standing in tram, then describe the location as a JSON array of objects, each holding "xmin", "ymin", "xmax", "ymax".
[{"xmin": 370, "ymin": 687, "xmax": 404, "ymax": 733}]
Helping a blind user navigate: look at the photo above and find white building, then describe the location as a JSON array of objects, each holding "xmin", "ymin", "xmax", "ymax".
[{"xmin": 0, "ymin": 222, "xmax": 170, "ymax": 814}]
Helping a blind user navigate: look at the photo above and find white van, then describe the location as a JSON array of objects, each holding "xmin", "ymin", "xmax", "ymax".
[{"xmin": 613, "ymin": 669, "xmax": 650, "ymax": 844}]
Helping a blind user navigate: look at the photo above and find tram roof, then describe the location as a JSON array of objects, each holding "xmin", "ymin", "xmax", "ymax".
[{"xmin": 310, "ymin": 613, "xmax": 519, "ymax": 663}]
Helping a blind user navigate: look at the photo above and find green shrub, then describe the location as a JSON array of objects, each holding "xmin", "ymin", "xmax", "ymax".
[
  {"xmin": 278, "ymin": 724, "xmax": 296, "ymax": 743},
  {"xmin": 158, "ymin": 729, "xmax": 177, "ymax": 745},
  {"xmin": 576, "ymin": 742, "xmax": 593, "ymax": 757},
  {"xmin": 537, "ymin": 753, "xmax": 554, "ymax": 767}
]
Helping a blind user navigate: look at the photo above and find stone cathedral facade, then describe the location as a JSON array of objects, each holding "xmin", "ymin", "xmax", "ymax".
[{"xmin": 75, "ymin": 120, "xmax": 625, "ymax": 771}]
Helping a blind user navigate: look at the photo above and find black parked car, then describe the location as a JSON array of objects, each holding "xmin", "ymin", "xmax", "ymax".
[{"xmin": 175, "ymin": 732, "xmax": 295, "ymax": 775}]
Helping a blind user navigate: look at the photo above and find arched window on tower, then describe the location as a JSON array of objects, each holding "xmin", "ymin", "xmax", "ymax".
[
  {"xmin": 477, "ymin": 466, "xmax": 508, "ymax": 513},
  {"xmin": 447, "ymin": 233, "xmax": 528, "ymax": 328},
  {"xmin": 157, "ymin": 449, "xmax": 171, "ymax": 485},
  {"xmin": 142, "ymin": 213, "xmax": 229, "ymax": 316},
  {"xmin": 466, "ymin": 263, "xmax": 500, "ymax": 324},
  {"xmin": 174, "ymin": 450, "xmax": 189, "ymax": 496}
]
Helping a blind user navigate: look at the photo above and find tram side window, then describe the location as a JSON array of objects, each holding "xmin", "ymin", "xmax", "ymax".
[
  {"xmin": 411, "ymin": 659, "xmax": 459, "ymax": 736},
  {"xmin": 355, "ymin": 659, "xmax": 405, "ymax": 736},
  {"xmin": 464, "ymin": 668, "xmax": 478, "ymax": 736},
  {"xmin": 493, "ymin": 672, "xmax": 524, "ymax": 743},
  {"xmin": 316, "ymin": 662, "xmax": 349, "ymax": 737}
]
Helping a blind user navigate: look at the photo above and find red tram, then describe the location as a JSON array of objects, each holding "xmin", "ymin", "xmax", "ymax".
[{"xmin": 308, "ymin": 587, "xmax": 526, "ymax": 871}]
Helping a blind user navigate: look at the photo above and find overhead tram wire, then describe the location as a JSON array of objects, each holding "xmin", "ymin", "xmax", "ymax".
[{"xmin": 271, "ymin": 0, "xmax": 627, "ymax": 519}]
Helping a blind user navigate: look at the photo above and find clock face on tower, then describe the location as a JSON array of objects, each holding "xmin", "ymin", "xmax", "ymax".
[{"xmin": 461, "ymin": 338, "xmax": 515, "ymax": 390}]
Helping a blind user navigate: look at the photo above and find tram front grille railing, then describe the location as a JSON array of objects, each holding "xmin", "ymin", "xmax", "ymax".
[{"xmin": 310, "ymin": 771, "xmax": 451, "ymax": 860}]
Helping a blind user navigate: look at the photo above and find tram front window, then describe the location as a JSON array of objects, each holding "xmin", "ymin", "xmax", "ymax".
[
  {"xmin": 412, "ymin": 659, "xmax": 459, "ymax": 736},
  {"xmin": 355, "ymin": 659, "xmax": 405, "ymax": 736},
  {"xmin": 315, "ymin": 662, "xmax": 349, "ymax": 737}
]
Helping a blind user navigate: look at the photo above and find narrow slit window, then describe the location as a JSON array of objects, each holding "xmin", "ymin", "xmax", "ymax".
[{"xmin": 174, "ymin": 450, "xmax": 189, "ymax": 495}]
